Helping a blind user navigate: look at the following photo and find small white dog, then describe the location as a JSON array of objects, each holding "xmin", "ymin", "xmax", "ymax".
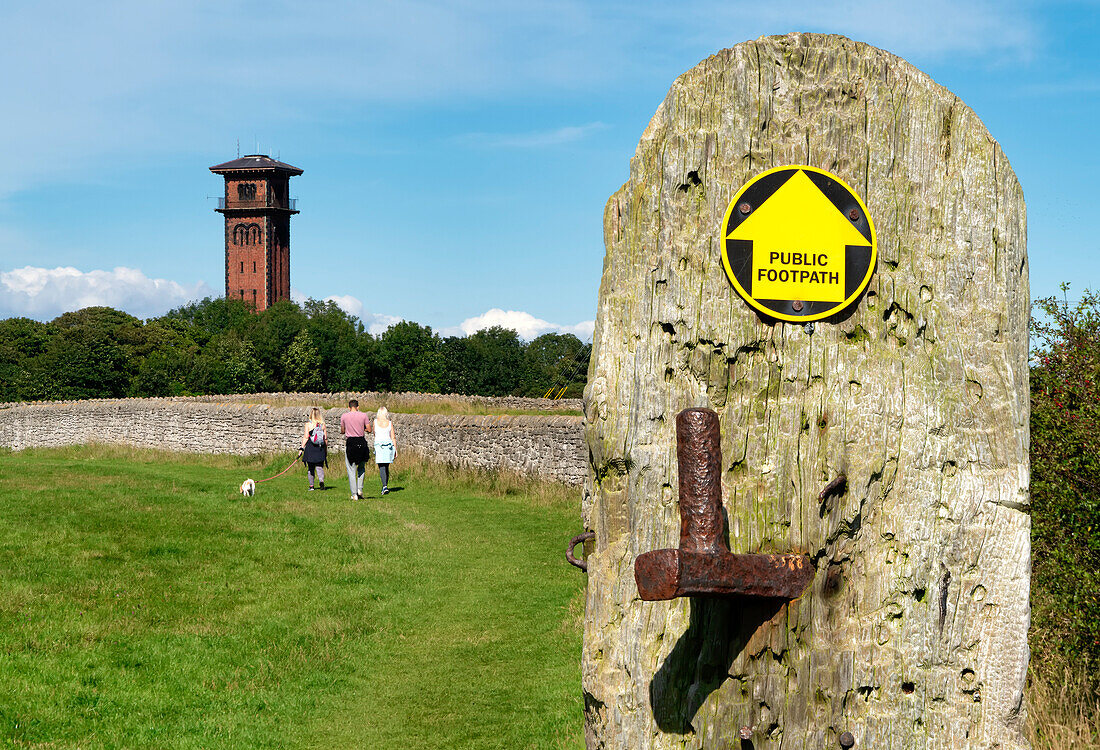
[{"xmin": 240, "ymin": 478, "xmax": 256, "ymax": 496}]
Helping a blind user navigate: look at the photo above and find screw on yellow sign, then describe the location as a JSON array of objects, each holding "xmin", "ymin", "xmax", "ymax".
[{"xmin": 721, "ymin": 165, "xmax": 876, "ymax": 322}]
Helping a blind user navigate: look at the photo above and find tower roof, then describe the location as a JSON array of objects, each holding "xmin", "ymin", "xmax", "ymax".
[{"xmin": 209, "ymin": 154, "xmax": 303, "ymax": 176}]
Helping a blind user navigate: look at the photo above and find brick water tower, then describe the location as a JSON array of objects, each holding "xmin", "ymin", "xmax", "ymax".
[{"xmin": 211, "ymin": 154, "xmax": 302, "ymax": 311}]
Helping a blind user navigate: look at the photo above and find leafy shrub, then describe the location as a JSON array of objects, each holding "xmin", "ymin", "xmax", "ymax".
[{"xmin": 1030, "ymin": 285, "xmax": 1100, "ymax": 692}]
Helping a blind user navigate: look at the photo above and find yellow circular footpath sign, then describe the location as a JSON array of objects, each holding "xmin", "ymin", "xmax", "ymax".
[{"xmin": 721, "ymin": 165, "xmax": 876, "ymax": 323}]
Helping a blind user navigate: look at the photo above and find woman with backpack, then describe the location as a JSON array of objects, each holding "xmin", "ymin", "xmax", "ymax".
[{"xmin": 299, "ymin": 407, "xmax": 328, "ymax": 491}]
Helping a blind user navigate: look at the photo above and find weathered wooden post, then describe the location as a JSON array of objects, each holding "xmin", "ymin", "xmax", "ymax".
[{"xmin": 582, "ymin": 33, "xmax": 1029, "ymax": 749}]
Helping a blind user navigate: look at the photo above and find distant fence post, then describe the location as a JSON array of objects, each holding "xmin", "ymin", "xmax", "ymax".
[{"xmin": 582, "ymin": 33, "xmax": 1028, "ymax": 749}]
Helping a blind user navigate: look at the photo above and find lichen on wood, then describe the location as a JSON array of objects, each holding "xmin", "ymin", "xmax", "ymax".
[{"xmin": 582, "ymin": 32, "xmax": 1029, "ymax": 750}]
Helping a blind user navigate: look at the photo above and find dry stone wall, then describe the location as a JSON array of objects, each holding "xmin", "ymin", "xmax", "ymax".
[
  {"xmin": 192, "ymin": 391, "xmax": 584, "ymax": 412},
  {"xmin": 0, "ymin": 398, "xmax": 585, "ymax": 486},
  {"xmin": 0, "ymin": 391, "xmax": 582, "ymax": 413}
]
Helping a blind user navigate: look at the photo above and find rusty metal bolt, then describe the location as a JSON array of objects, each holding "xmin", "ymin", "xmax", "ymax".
[
  {"xmin": 738, "ymin": 202, "xmax": 751, "ymax": 215},
  {"xmin": 848, "ymin": 208, "xmax": 860, "ymax": 222},
  {"xmin": 633, "ymin": 408, "xmax": 817, "ymax": 602},
  {"xmin": 739, "ymin": 726, "xmax": 753, "ymax": 740},
  {"xmin": 566, "ymin": 531, "xmax": 595, "ymax": 572},
  {"xmin": 839, "ymin": 731, "xmax": 856, "ymax": 747},
  {"xmin": 791, "ymin": 300, "xmax": 804, "ymax": 312}
]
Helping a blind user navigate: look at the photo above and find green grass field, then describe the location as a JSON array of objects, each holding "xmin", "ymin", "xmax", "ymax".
[{"xmin": 0, "ymin": 447, "xmax": 586, "ymax": 749}]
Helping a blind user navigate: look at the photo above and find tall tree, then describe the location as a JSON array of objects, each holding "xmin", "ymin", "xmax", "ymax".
[
  {"xmin": 37, "ymin": 307, "xmax": 142, "ymax": 399},
  {"xmin": 439, "ymin": 336, "xmax": 475, "ymax": 394},
  {"xmin": 0, "ymin": 318, "xmax": 54, "ymax": 401},
  {"xmin": 526, "ymin": 332, "xmax": 589, "ymax": 398},
  {"xmin": 379, "ymin": 321, "xmax": 443, "ymax": 392},
  {"xmin": 282, "ymin": 329, "xmax": 323, "ymax": 392},
  {"xmin": 463, "ymin": 326, "xmax": 528, "ymax": 396},
  {"xmin": 347, "ymin": 332, "xmax": 385, "ymax": 392},
  {"xmin": 192, "ymin": 332, "xmax": 265, "ymax": 395},
  {"xmin": 249, "ymin": 300, "xmax": 307, "ymax": 390},
  {"xmin": 41, "ymin": 327, "xmax": 129, "ymax": 399},
  {"xmin": 129, "ymin": 319, "xmax": 200, "ymax": 396},
  {"xmin": 161, "ymin": 297, "xmax": 254, "ymax": 345},
  {"xmin": 302, "ymin": 299, "xmax": 363, "ymax": 391}
]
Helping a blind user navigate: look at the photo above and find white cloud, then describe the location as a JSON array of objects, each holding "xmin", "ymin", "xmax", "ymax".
[
  {"xmin": 290, "ymin": 288, "xmax": 404, "ymax": 335},
  {"xmin": 446, "ymin": 308, "xmax": 594, "ymax": 341},
  {"xmin": 361, "ymin": 311, "xmax": 405, "ymax": 336},
  {"xmin": 561, "ymin": 319, "xmax": 595, "ymax": 340},
  {"xmin": 289, "ymin": 294, "xmax": 592, "ymax": 341},
  {"xmin": 455, "ymin": 122, "xmax": 608, "ymax": 149},
  {"xmin": 0, "ymin": 266, "xmax": 211, "ymax": 321},
  {"xmin": 322, "ymin": 294, "xmax": 363, "ymax": 318}
]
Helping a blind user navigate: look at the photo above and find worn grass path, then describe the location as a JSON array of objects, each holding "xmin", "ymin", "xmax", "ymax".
[{"xmin": 0, "ymin": 447, "xmax": 585, "ymax": 749}]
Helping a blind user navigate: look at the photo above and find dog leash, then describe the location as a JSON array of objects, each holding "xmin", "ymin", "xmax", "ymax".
[{"xmin": 255, "ymin": 453, "xmax": 302, "ymax": 484}]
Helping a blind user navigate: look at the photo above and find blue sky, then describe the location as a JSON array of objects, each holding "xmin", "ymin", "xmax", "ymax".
[{"xmin": 0, "ymin": 0, "xmax": 1097, "ymax": 338}]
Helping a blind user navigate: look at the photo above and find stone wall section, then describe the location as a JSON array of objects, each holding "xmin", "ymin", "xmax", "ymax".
[
  {"xmin": 2, "ymin": 392, "xmax": 583, "ymax": 413},
  {"xmin": 0, "ymin": 399, "xmax": 586, "ymax": 486},
  {"xmin": 184, "ymin": 392, "xmax": 584, "ymax": 412}
]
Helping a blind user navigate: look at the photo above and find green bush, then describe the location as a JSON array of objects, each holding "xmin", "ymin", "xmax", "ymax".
[{"xmin": 1030, "ymin": 285, "xmax": 1100, "ymax": 688}]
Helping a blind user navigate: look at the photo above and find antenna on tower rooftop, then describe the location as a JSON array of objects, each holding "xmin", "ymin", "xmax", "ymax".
[{"xmin": 236, "ymin": 139, "xmax": 240, "ymax": 157}]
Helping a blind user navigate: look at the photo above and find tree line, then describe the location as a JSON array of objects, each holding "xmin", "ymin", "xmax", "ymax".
[{"xmin": 0, "ymin": 298, "xmax": 590, "ymax": 402}]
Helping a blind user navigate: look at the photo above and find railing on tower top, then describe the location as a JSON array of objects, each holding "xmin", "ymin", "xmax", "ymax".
[{"xmin": 217, "ymin": 198, "xmax": 298, "ymax": 211}]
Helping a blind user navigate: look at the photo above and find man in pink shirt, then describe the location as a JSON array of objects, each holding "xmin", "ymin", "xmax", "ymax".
[{"xmin": 339, "ymin": 399, "xmax": 373, "ymax": 499}]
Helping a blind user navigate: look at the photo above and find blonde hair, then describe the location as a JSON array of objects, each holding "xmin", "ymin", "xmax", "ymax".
[
  {"xmin": 309, "ymin": 407, "xmax": 323, "ymax": 424},
  {"xmin": 375, "ymin": 406, "xmax": 389, "ymax": 422}
]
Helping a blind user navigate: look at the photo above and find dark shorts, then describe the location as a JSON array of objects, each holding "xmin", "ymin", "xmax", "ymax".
[
  {"xmin": 345, "ymin": 436, "xmax": 370, "ymax": 464},
  {"xmin": 303, "ymin": 441, "xmax": 327, "ymax": 466}
]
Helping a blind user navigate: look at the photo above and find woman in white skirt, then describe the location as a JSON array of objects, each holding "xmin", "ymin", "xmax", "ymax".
[{"xmin": 373, "ymin": 407, "xmax": 397, "ymax": 495}]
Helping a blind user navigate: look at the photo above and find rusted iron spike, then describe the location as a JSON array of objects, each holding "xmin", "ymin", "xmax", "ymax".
[
  {"xmin": 634, "ymin": 408, "xmax": 814, "ymax": 601},
  {"xmin": 567, "ymin": 531, "xmax": 595, "ymax": 572}
]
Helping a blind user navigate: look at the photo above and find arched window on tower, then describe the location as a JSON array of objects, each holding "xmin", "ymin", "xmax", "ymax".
[
  {"xmin": 233, "ymin": 224, "xmax": 246, "ymax": 245},
  {"xmin": 247, "ymin": 224, "xmax": 261, "ymax": 245},
  {"xmin": 236, "ymin": 183, "xmax": 256, "ymax": 201}
]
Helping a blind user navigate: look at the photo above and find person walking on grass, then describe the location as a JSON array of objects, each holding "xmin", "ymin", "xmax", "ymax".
[
  {"xmin": 373, "ymin": 406, "xmax": 397, "ymax": 495},
  {"xmin": 299, "ymin": 407, "xmax": 328, "ymax": 491},
  {"xmin": 340, "ymin": 399, "xmax": 373, "ymax": 500}
]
